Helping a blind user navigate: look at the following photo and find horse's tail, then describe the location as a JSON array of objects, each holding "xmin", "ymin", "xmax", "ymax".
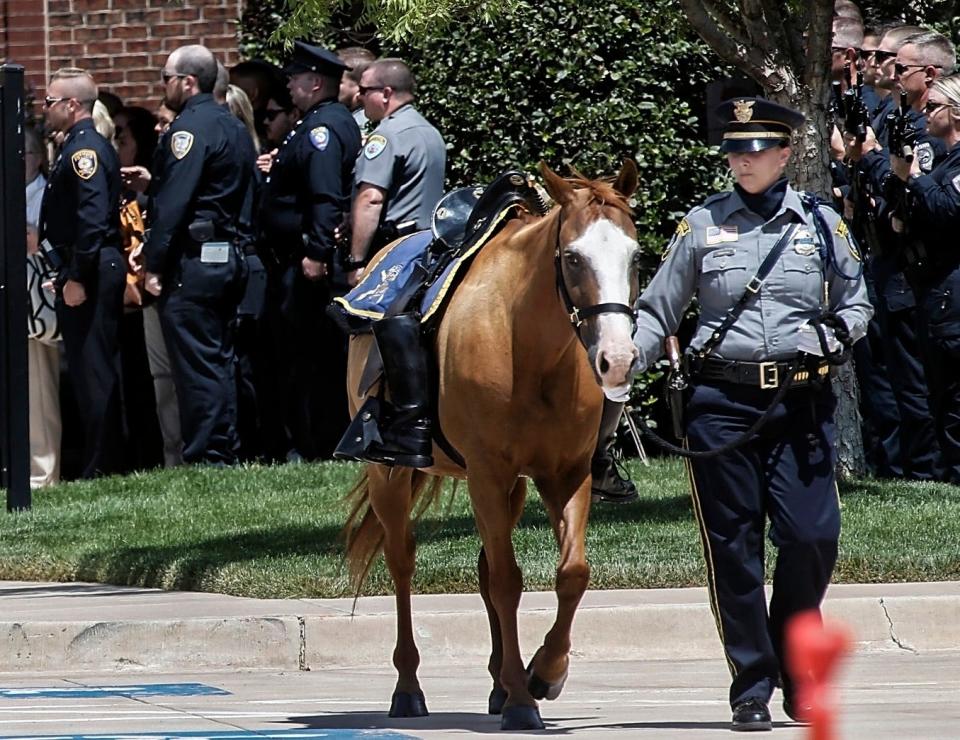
[{"xmin": 342, "ymin": 469, "xmax": 447, "ymax": 599}]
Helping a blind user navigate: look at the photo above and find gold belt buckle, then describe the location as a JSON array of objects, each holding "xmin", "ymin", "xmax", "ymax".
[{"xmin": 759, "ymin": 361, "xmax": 779, "ymax": 389}]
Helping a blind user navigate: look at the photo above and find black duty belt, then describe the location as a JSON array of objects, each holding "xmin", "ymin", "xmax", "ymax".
[{"xmin": 697, "ymin": 358, "xmax": 830, "ymax": 389}]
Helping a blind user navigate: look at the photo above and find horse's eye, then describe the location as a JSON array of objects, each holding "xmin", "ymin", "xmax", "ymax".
[
  {"xmin": 631, "ymin": 251, "xmax": 642, "ymax": 267},
  {"xmin": 565, "ymin": 253, "xmax": 581, "ymax": 268}
]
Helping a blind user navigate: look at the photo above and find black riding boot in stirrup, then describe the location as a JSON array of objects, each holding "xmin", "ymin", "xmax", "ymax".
[
  {"xmin": 335, "ymin": 313, "xmax": 434, "ymax": 468},
  {"xmin": 591, "ymin": 398, "xmax": 639, "ymax": 504}
]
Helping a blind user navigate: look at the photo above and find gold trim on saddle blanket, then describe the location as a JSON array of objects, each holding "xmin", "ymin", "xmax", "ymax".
[{"xmin": 331, "ymin": 203, "xmax": 527, "ymax": 323}]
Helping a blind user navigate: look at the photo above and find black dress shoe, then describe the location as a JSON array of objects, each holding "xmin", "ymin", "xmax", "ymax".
[
  {"xmin": 731, "ymin": 698, "xmax": 772, "ymax": 732},
  {"xmin": 783, "ymin": 697, "xmax": 811, "ymax": 724}
]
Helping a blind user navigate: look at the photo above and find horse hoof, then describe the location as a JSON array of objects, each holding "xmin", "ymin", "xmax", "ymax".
[
  {"xmin": 501, "ymin": 704, "xmax": 545, "ymax": 731},
  {"xmin": 526, "ymin": 659, "xmax": 568, "ymax": 701},
  {"xmin": 388, "ymin": 690, "xmax": 429, "ymax": 717},
  {"xmin": 488, "ymin": 685, "xmax": 508, "ymax": 714}
]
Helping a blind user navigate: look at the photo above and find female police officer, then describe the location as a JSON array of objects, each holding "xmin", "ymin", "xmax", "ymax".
[
  {"xmin": 631, "ymin": 98, "xmax": 872, "ymax": 731},
  {"xmin": 889, "ymin": 73, "xmax": 960, "ymax": 483}
]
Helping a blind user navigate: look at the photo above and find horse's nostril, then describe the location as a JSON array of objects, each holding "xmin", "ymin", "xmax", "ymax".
[{"xmin": 598, "ymin": 353, "xmax": 610, "ymax": 375}]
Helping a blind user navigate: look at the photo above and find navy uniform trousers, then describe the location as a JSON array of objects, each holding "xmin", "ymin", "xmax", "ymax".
[
  {"xmin": 158, "ymin": 247, "xmax": 245, "ymax": 465},
  {"xmin": 57, "ymin": 247, "xmax": 126, "ymax": 479},
  {"xmin": 685, "ymin": 379, "xmax": 840, "ymax": 708}
]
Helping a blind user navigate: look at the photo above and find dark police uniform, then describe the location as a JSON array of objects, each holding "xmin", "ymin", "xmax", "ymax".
[
  {"xmin": 888, "ymin": 140, "xmax": 960, "ymax": 482},
  {"xmin": 632, "ymin": 98, "xmax": 872, "ymax": 730},
  {"xmin": 40, "ymin": 118, "xmax": 126, "ymax": 479},
  {"xmin": 259, "ymin": 42, "xmax": 362, "ymax": 459},
  {"xmin": 857, "ymin": 109, "xmax": 946, "ymax": 480},
  {"xmin": 143, "ymin": 92, "xmax": 257, "ymax": 465}
]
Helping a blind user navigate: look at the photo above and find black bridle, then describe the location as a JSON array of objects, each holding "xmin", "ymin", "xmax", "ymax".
[{"xmin": 553, "ymin": 212, "xmax": 637, "ymax": 337}]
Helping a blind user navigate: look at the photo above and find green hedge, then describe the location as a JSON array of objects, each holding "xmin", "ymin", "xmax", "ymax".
[{"xmin": 386, "ymin": 0, "xmax": 732, "ymax": 254}]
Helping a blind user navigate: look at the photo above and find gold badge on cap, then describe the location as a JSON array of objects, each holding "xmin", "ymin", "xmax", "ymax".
[
  {"xmin": 71, "ymin": 149, "xmax": 98, "ymax": 180},
  {"xmin": 733, "ymin": 99, "xmax": 755, "ymax": 123}
]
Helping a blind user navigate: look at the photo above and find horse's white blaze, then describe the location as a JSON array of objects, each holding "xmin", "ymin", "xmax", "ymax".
[{"xmin": 569, "ymin": 218, "xmax": 639, "ymax": 390}]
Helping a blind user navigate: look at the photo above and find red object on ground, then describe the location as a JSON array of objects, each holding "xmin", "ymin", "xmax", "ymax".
[{"xmin": 785, "ymin": 609, "xmax": 854, "ymax": 740}]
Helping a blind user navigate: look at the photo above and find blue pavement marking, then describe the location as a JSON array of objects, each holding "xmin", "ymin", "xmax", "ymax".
[
  {"xmin": 0, "ymin": 730, "xmax": 417, "ymax": 739},
  {"xmin": 0, "ymin": 683, "xmax": 231, "ymax": 699}
]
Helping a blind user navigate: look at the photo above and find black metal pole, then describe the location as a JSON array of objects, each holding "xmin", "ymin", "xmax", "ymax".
[{"xmin": 0, "ymin": 64, "xmax": 31, "ymax": 512}]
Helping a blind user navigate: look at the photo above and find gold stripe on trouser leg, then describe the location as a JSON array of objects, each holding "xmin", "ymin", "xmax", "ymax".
[{"xmin": 684, "ymin": 437, "xmax": 738, "ymax": 678}]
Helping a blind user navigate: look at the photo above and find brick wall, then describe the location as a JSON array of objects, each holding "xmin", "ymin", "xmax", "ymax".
[{"xmin": 1, "ymin": 0, "xmax": 244, "ymax": 112}]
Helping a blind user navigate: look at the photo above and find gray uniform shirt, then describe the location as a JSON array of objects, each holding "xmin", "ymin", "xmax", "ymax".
[
  {"xmin": 354, "ymin": 103, "xmax": 446, "ymax": 229},
  {"xmin": 633, "ymin": 185, "xmax": 873, "ymax": 369}
]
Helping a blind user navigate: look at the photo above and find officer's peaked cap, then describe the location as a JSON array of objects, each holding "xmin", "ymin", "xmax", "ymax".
[
  {"xmin": 716, "ymin": 97, "xmax": 805, "ymax": 153},
  {"xmin": 283, "ymin": 40, "xmax": 349, "ymax": 77}
]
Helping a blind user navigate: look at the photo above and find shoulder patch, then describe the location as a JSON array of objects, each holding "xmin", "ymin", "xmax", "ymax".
[
  {"xmin": 675, "ymin": 218, "xmax": 691, "ymax": 238},
  {"xmin": 848, "ymin": 238, "xmax": 862, "ymax": 262},
  {"xmin": 170, "ymin": 131, "xmax": 195, "ymax": 160},
  {"xmin": 71, "ymin": 149, "xmax": 98, "ymax": 180},
  {"xmin": 309, "ymin": 125, "xmax": 329, "ymax": 151},
  {"xmin": 916, "ymin": 141, "xmax": 934, "ymax": 173},
  {"xmin": 364, "ymin": 133, "xmax": 388, "ymax": 160},
  {"xmin": 835, "ymin": 220, "xmax": 849, "ymax": 239}
]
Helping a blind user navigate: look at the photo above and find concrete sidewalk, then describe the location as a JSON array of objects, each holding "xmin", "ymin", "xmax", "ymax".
[{"xmin": 2, "ymin": 580, "xmax": 959, "ymax": 674}]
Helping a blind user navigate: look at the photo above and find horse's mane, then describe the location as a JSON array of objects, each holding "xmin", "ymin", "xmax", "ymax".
[{"xmin": 564, "ymin": 167, "xmax": 634, "ymax": 216}]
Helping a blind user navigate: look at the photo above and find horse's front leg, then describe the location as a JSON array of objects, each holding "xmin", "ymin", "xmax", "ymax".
[
  {"xmin": 368, "ymin": 465, "xmax": 428, "ymax": 718},
  {"xmin": 528, "ymin": 466, "xmax": 592, "ymax": 701},
  {"xmin": 469, "ymin": 471, "xmax": 544, "ymax": 731},
  {"xmin": 479, "ymin": 477, "xmax": 527, "ymax": 716}
]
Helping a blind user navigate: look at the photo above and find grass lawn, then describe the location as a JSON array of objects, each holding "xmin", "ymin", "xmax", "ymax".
[{"xmin": 1, "ymin": 459, "xmax": 959, "ymax": 598}]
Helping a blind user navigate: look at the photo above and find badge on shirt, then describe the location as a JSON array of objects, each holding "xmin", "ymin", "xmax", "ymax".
[
  {"xmin": 916, "ymin": 141, "xmax": 934, "ymax": 173},
  {"xmin": 171, "ymin": 131, "xmax": 195, "ymax": 160},
  {"xmin": 705, "ymin": 225, "xmax": 738, "ymax": 245},
  {"xmin": 71, "ymin": 149, "xmax": 98, "ymax": 180},
  {"xmin": 793, "ymin": 229, "xmax": 817, "ymax": 256},
  {"xmin": 309, "ymin": 125, "xmax": 329, "ymax": 151},
  {"xmin": 364, "ymin": 134, "xmax": 388, "ymax": 160}
]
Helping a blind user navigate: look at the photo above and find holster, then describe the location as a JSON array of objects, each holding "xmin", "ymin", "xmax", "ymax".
[{"xmin": 665, "ymin": 376, "xmax": 688, "ymax": 440}]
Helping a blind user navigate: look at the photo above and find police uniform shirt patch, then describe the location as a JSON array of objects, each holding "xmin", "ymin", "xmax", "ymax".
[
  {"xmin": 675, "ymin": 218, "xmax": 691, "ymax": 237},
  {"xmin": 171, "ymin": 131, "xmax": 195, "ymax": 160},
  {"xmin": 364, "ymin": 134, "xmax": 388, "ymax": 160},
  {"xmin": 71, "ymin": 149, "xmax": 98, "ymax": 180},
  {"xmin": 309, "ymin": 125, "xmax": 329, "ymax": 151},
  {"xmin": 916, "ymin": 142, "xmax": 934, "ymax": 173},
  {"xmin": 835, "ymin": 221, "xmax": 861, "ymax": 261},
  {"xmin": 705, "ymin": 225, "xmax": 738, "ymax": 245}
]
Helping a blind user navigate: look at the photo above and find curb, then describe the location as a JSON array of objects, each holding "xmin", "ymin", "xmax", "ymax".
[{"xmin": 2, "ymin": 582, "xmax": 959, "ymax": 674}]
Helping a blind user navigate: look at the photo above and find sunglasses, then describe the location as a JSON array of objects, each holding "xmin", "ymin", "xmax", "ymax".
[
  {"xmin": 895, "ymin": 62, "xmax": 941, "ymax": 75},
  {"xmin": 874, "ymin": 50, "xmax": 898, "ymax": 63},
  {"xmin": 261, "ymin": 108, "xmax": 287, "ymax": 121},
  {"xmin": 358, "ymin": 85, "xmax": 386, "ymax": 95},
  {"xmin": 43, "ymin": 96, "xmax": 67, "ymax": 107},
  {"xmin": 924, "ymin": 101, "xmax": 952, "ymax": 115},
  {"xmin": 161, "ymin": 70, "xmax": 188, "ymax": 83}
]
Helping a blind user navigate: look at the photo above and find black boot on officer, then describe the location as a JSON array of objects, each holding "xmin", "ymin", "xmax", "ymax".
[
  {"xmin": 591, "ymin": 399, "xmax": 639, "ymax": 504},
  {"xmin": 335, "ymin": 312, "xmax": 434, "ymax": 468}
]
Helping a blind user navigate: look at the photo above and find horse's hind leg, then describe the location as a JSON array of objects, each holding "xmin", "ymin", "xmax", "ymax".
[
  {"xmin": 367, "ymin": 465, "xmax": 429, "ymax": 717},
  {"xmin": 528, "ymin": 468, "xmax": 592, "ymax": 702},
  {"xmin": 470, "ymin": 471, "xmax": 544, "ymax": 731},
  {"xmin": 479, "ymin": 477, "xmax": 527, "ymax": 715}
]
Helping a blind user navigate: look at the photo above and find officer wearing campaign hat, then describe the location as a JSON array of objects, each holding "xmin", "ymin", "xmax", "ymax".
[
  {"xmin": 259, "ymin": 39, "xmax": 361, "ymax": 460},
  {"xmin": 628, "ymin": 97, "xmax": 872, "ymax": 730}
]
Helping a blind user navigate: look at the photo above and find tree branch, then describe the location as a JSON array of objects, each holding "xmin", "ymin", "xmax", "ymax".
[
  {"xmin": 679, "ymin": 0, "xmax": 776, "ymax": 87},
  {"xmin": 739, "ymin": 0, "xmax": 775, "ymax": 55},
  {"xmin": 776, "ymin": 3, "xmax": 807, "ymax": 80}
]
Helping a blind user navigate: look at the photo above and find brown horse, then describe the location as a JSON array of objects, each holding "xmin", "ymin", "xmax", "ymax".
[{"xmin": 342, "ymin": 160, "xmax": 640, "ymax": 731}]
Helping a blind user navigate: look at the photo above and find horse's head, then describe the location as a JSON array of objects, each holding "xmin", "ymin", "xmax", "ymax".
[{"xmin": 540, "ymin": 160, "xmax": 641, "ymax": 399}]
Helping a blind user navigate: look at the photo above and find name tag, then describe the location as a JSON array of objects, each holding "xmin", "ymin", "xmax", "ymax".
[
  {"xmin": 705, "ymin": 225, "xmax": 738, "ymax": 245},
  {"xmin": 200, "ymin": 242, "xmax": 230, "ymax": 264}
]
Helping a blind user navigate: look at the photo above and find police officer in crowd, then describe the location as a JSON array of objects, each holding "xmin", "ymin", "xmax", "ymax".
[
  {"xmin": 632, "ymin": 98, "xmax": 872, "ymax": 730},
  {"xmin": 886, "ymin": 73, "xmax": 960, "ymax": 483},
  {"xmin": 345, "ymin": 58, "xmax": 446, "ymax": 281},
  {"xmin": 140, "ymin": 44, "xmax": 257, "ymax": 465},
  {"xmin": 336, "ymin": 46, "xmax": 376, "ymax": 131},
  {"xmin": 40, "ymin": 67, "xmax": 126, "ymax": 479},
  {"xmin": 848, "ymin": 28, "xmax": 954, "ymax": 480},
  {"xmin": 258, "ymin": 41, "xmax": 361, "ymax": 460}
]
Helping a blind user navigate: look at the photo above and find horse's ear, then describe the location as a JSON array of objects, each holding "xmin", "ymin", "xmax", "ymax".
[
  {"xmin": 613, "ymin": 159, "xmax": 639, "ymax": 200},
  {"xmin": 539, "ymin": 160, "xmax": 573, "ymax": 206}
]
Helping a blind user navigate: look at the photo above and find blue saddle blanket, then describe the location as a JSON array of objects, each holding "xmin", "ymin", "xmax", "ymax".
[{"xmin": 332, "ymin": 230, "xmax": 460, "ymax": 331}]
